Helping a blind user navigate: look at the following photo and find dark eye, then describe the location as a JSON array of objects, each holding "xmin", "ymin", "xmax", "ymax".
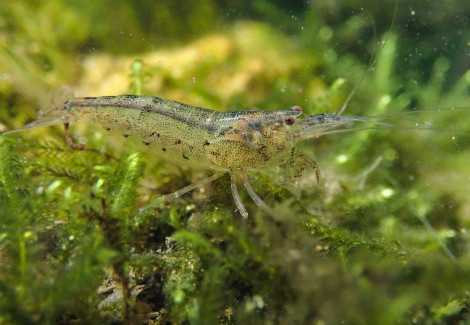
[{"xmin": 283, "ymin": 116, "xmax": 295, "ymax": 125}]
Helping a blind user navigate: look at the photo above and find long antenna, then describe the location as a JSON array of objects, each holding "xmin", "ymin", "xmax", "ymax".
[{"xmin": 333, "ymin": 0, "xmax": 398, "ymax": 118}]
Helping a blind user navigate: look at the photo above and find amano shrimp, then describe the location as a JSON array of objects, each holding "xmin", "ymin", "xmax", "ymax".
[{"xmin": 3, "ymin": 94, "xmax": 357, "ymax": 218}]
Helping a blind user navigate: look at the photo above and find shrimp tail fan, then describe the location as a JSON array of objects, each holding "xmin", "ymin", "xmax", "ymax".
[{"xmin": 3, "ymin": 86, "xmax": 74, "ymax": 135}]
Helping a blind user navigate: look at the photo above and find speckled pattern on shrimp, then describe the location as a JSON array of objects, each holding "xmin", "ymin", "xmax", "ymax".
[{"xmin": 4, "ymin": 94, "xmax": 348, "ymax": 218}]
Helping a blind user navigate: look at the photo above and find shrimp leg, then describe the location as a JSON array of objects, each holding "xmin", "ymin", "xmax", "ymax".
[
  {"xmin": 139, "ymin": 173, "xmax": 223, "ymax": 213},
  {"xmin": 239, "ymin": 173, "xmax": 273, "ymax": 215},
  {"xmin": 289, "ymin": 148, "xmax": 320, "ymax": 184},
  {"xmin": 64, "ymin": 122, "xmax": 86, "ymax": 150},
  {"xmin": 230, "ymin": 173, "xmax": 248, "ymax": 219}
]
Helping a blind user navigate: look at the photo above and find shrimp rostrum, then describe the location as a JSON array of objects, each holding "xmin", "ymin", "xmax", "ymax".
[{"xmin": 4, "ymin": 95, "xmax": 350, "ymax": 218}]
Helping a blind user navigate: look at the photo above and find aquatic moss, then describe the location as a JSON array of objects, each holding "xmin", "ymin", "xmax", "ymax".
[{"xmin": 1, "ymin": 1, "xmax": 470, "ymax": 324}]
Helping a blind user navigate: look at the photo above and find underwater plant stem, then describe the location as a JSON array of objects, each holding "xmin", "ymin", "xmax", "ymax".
[
  {"xmin": 18, "ymin": 237, "xmax": 26, "ymax": 300},
  {"xmin": 415, "ymin": 213, "xmax": 456, "ymax": 260}
]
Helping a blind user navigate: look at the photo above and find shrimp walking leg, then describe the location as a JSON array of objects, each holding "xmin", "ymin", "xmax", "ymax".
[
  {"xmin": 289, "ymin": 149, "xmax": 321, "ymax": 184},
  {"xmin": 64, "ymin": 122, "xmax": 86, "ymax": 150},
  {"xmin": 139, "ymin": 173, "xmax": 223, "ymax": 213},
  {"xmin": 164, "ymin": 173, "xmax": 222, "ymax": 199},
  {"xmin": 230, "ymin": 173, "xmax": 248, "ymax": 219},
  {"xmin": 239, "ymin": 173, "xmax": 273, "ymax": 215}
]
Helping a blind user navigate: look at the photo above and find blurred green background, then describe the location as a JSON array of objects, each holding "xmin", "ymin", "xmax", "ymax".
[{"xmin": 1, "ymin": 0, "xmax": 470, "ymax": 324}]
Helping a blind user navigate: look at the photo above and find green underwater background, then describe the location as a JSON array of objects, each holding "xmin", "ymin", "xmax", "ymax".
[{"xmin": 1, "ymin": 0, "xmax": 470, "ymax": 324}]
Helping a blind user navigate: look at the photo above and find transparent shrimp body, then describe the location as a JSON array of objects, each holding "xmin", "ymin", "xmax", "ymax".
[{"xmin": 6, "ymin": 95, "xmax": 343, "ymax": 218}]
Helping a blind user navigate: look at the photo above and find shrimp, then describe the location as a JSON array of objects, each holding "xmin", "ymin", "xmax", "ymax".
[
  {"xmin": 3, "ymin": 95, "xmax": 353, "ymax": 218},
  {"xmin": 2, "ymin": 75, "xmax": 465, "ymax": 221},
  {"xmin": 4, "ymin": 2, "xmax": 457, "ymax": 219}
]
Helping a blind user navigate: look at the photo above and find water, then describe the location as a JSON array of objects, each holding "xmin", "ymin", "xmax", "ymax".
[{"xmin": 1, "ymin": 1, "xmax": 470, "ymax": 323}]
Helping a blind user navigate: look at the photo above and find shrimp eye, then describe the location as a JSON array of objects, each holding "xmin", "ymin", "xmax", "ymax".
[
  {"xmin": 283, "ymin": 116, "xmax": 296, "ymax": 125},
  {"xmin": 290, "ymin": 105, "xmax": 302, "ymax": 114}
]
